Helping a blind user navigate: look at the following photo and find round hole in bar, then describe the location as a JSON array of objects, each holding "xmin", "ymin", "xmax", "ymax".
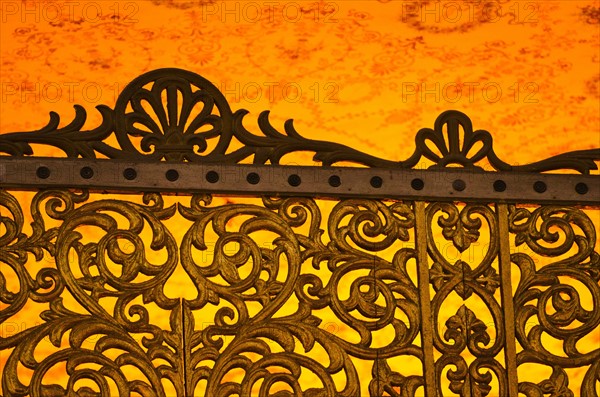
[
  {"xmin": 288, "ymin": 174, "xmax": 301, "ymax": 187},
  {"xmin": 206, "ymin": 171, "xmax": 219, "ymax": 183},
  {"xmin": 452, "ymin": 179, "xmax": 466, "ymax": 191},
  {"xmin": 370, "ymin": 176, "xmax": 383, "ymax": 188},
  {"xmin": 80, "ymin": 166, "xmax": 94, "ymax": 179},
  {"xmin": 166, "ymin": 169, "xmax": 179, "ymax": 182},
  {"xmin": 123, "ymin": 168, "xmax": 137, "ymax": 180},
  {"xmin": 575, "ymin": 182, "xmax": 588, "ymax": 195},
  {"xmin": 328, "ymin": 175, "xmax": 341, "ymax": 187},
  {"xmin": 533, "ymin": 181, "xmax": 547, "ymax": 193},
  {"xmin": 493, "ymin": 180, "xmax": 506, "ymax": 192},
  {"xmin": 411, "ymin": 178, "xmax": 424, "ymax": 190},
  {"xmin": 36, "ymin": 166, "xmax": 50, "ymax": 179},
  {"xmin": 247, "ymin": 172, "xmax": 260, "ymax": 185}
]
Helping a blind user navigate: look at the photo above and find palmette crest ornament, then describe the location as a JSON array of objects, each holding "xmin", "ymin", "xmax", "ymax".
[{"xmin": 1, "ymin": 68, "xmax": 598, "ymax": 174}]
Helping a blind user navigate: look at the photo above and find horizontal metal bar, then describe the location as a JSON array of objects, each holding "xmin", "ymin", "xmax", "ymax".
[{"xmin": 0, "ymin": 158, "xmax": 598, "ymax": 205}]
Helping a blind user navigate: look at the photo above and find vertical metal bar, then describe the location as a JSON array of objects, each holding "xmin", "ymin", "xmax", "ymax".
[
  {"xmin": 181, "ymin": 298, "xmax": 189, "ymax": 397},
  {"xmin": 414, "ymin": 201, "xmax": 437, "ymax": 396},
  {"xmin": 373, "ymin": 254, "xmax": 381, "ymax": 395},
  {"xmin": 497, "ymin": 203, "xmax": 519, "ymax": 397}
]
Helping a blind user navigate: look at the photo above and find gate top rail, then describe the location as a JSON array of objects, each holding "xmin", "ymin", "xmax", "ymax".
[{"xmin": 0, "ymin": 68, "xmax": 598, "ymax": 205}]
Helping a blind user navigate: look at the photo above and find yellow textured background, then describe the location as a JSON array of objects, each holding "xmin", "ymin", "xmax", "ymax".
[{"xmin": 0, "ymin": 0, "xmax": 599, "ymax": 396}]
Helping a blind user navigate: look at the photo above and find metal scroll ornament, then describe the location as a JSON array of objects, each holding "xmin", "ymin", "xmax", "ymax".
[
  {"xmin": 1, "ymin": 190, "xmax": 598, "ymax": 396},
  {"xmin": 0, "ymin": 68, "xmax": 599, "ymax": 396}
]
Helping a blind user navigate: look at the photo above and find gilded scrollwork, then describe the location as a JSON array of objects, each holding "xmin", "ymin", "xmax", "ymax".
[
  {"xmin": 425, "ymin": 202, "xmax": 508, "ymax": 396},
  {"xmin": 0, "ymin": 191, "xmax": 426, "ymax": 396},
  {"xmin": 176, "ymin": 195, "xmax": 423, "ymax": 395},
  {"xmin": 1, "ymin": 190, "xmax": 187, "ymax": 396},
  {"xmin": 1, "ymin": 190, "xmax": 598, "ymax": 396},
  {"xmin": 509, "ymin": 205, "xmax": 600, "ymax": 396}
]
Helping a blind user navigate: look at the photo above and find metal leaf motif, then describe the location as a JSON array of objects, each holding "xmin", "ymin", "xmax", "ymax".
[
  {"xmin": 369, "ymin": 359, "xmax": 423, "ymax": 397},
  {"xmin": 518, "ymin": 366, "xmax": 575, "ymax": 397},
  {"xmin": 443, "ymin": 305, "xmax": 491, "ymax": 356}
]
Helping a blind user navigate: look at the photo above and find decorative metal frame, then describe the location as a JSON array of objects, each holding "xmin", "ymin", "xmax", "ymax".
[{"xmin": 0, "ymin": 68, "xmax": 599, "ymax": 396}]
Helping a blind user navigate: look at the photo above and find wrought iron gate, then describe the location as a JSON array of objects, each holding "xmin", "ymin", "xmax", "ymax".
[{"xmin": 1, "ymin": 69, "xmax": 599, "ymax": 396}]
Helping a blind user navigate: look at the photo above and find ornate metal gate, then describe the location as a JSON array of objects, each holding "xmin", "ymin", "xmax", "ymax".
[{"xmin": 1, "ymin": 69, "xmax": 599, "ymax": 396}]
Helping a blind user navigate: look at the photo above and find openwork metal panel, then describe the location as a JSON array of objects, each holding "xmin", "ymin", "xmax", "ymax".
[{"xmin": 1, "ymin": 69, "xmax": 599, "ymax": 396}]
